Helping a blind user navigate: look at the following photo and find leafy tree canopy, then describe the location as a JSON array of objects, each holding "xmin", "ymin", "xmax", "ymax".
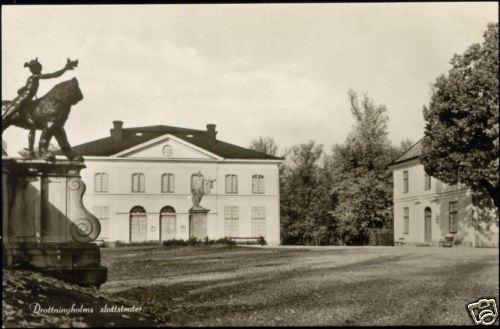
[
  {"xmin": 249, "ymin": 136, "xmax": 279, "ymax": 157},
  {"xmin": 421, "ymin": 23, "xmax": 499, "ymax": 208}
]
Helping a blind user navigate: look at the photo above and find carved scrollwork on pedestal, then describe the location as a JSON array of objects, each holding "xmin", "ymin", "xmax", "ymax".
[{"xmin": 68, "ymin": 177, "xmax": 100, "ymax": 242}]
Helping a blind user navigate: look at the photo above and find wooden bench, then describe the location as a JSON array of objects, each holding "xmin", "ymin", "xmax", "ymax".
[
  {"xmin": 230, "ymin": 237, "xmax": 261, "ymax": 245},
  {"xmin": 395, "ymin": 237, "xmax": 406, "ymax": 246},
  {"xmin": 439, "ymin": 235, "xmax": 454, "ymax": 247}
]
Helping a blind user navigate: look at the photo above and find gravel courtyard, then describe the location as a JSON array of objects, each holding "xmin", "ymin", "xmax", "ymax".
[{"xmin": 100, "ymin": 245, "xmax": 499, "ymax": 326}]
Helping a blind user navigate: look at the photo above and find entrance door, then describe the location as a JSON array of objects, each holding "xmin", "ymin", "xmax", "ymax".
[
  {"xmin": 160, "ymin": 206, "xmax": 176, "ymax": 241},
  {"xmin": 130, "ymin": 206, "xmax": 147, "ymax": 242},
  {"xmin": 424, "ymin": 207, "xmax": 432, "ymax": 243}
]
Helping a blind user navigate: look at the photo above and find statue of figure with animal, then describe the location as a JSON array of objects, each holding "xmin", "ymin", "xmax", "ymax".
[{"xmin": 2, "ymin": 57, "xmax": 84, "ymax": 162}]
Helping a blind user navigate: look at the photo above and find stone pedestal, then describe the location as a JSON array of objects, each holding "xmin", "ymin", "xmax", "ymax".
[
  {"xmin": 189, "ymin": 207, "xmax": 209, "ymax": 239},
  {"xmin": 2, "ymin": 157, "xmax": 107, "ymax": 287}
]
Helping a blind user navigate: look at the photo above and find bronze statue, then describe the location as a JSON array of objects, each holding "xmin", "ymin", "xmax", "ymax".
[
  {"xmin": 191, "ymin": 171, "xmax": 216, "ymax": 209},
  {"xmin": 2, "ymin": 58, "xmax": 83, "ymax": 161}
]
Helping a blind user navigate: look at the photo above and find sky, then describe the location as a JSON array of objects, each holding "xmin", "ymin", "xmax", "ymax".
[{"xmin": 2, "ymin": 3, "xmax": 498, "ymax": 156}]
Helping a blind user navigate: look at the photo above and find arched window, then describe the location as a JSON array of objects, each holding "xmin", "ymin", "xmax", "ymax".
[
  {"xmin": 160, "ymin": 206, "xmax": 176, "ymax": 214},
  {"xmin": 161, "ymin": 173, "xmax": 175, "ymax": 193},
  {"xmin": 160, "ymin": 206, "xmax": 176, "ymax": 241},
  {"xmin": 94, "ymin": 173, "xmax": 108, "ymax": 192},
  {"xmin": 130, "ymin": 205, "xmax": 146, "ymax": 214},
  {"xmin": 129, "ymin": 206, "xmax": 146, "ymax": 242},
  {"xmin": 131, "ymin": 173, "xmax": 145, "ymax": 193},
  {"xmin": 252, "ymin": 174, "xmax": 265, "ymax": 194},
  {"xmin": 225, "ymin": 174, "xmax": 238, "ymax": 193},
  {"xmin": 191, "ymin": 173, "xmax": 204, "ymax": 191}
]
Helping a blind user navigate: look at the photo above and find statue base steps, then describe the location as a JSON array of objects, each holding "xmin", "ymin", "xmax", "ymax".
[{"xmin": 3, "ymin": 242, "xmax": 107, "ymax": 287}]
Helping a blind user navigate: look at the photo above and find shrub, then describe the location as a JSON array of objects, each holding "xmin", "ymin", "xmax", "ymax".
[
  {"xmin": 257, "ymin": 236, "xmax": 267, "ymax": 245},
  {"xmin": 162, "ymin": 237, "xmax": 236, "ymax": 248},
  {"xmin": 115, "ymin": 240, "xmax": 161, "ymax": 247}
]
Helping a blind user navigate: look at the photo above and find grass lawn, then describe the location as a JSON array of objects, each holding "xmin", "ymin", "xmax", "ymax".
[{"xmin": 100, "ymin": 245, "xmax": 499, "ymax": 326}]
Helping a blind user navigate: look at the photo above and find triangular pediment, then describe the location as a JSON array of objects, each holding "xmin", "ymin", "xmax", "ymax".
[{"xmin": 112, "ymin": 134, "xmax": 222, "ymax": 160}]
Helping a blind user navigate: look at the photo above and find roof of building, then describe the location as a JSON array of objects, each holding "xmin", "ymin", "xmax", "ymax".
[
  {"xmin": 389, "ymin": 138, "xmax": 423, "ymax": 166},
  {"xmin": 63, "ymin": 123, "xmax": 283, "ymax": 160}
]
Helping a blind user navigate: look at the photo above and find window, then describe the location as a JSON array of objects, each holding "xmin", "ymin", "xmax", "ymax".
[
  {"xmin": 224, "ymin": 206, "xmax": 239, "ymax": 237},
  {"xmin": 191, "ymin": 173, "xmax": 203, "ymax": 191},
  {"xmin": 225, "ymin": 174, "xmax": 238, "ymax": 193},
  {"xmin": 424, "ymin": 174, "xmax": 431, "ymax": 190},
  {"xmin": 449, "ymin": 201, "xmax": 458, "ymax": 233},
  {"xmin": 130, "ymin": 206, "xmax": 147, "ymax": 242},
  {"xmin": 403, "ymin": 171, "xmax": 409, "ymax": 193},
  {"xmin": 251, "ymin": 207, "xmax": 266, "ymax": 237},
  {"xmin": 403, "ymin": 207, "xmax": 409, "ymax": 234},
  {"xmin": 131, "ymin": 173, "xmax": 145, "ymax": 193},
  {"xmin": 93, "ymin": 206, "xmax": 109, "ymax": 239},
  {"xmin": 94, "ymin": 173, "xmax": 108, "ymax": 192},
  {"xmin": 161, "ymin": 173, "xmax": 175, "ymax": 193},
  {"xmin": 252, "ymin": 175, "xmax": 265, "ymax": 194}
]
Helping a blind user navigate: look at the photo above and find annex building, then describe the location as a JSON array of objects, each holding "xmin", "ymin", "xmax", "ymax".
[
  {"xmin": 389, "ymin": 140, "xmax": 498, "ymax": 247},
  {"xmin": 68, "ymin": 121, "xmax": 283, "ymax": 245}
]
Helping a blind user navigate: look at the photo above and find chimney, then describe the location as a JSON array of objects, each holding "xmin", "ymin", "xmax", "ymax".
[
  {"xmin": 206, "ymin": 124, "xmax": 217, "ymax": 141},
  {"xmin": 111, "ymin": 120, "xmax": 123, "ymax": 142}
]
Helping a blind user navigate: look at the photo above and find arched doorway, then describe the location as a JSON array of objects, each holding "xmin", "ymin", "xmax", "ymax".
[
  {"xmin": 424, "ymin": 207, "xmax": 432, "ymax": 243},
  {"xmin": 160, "ymin": 206, "xmax": 176, "ymax": 241},
  {"xmin": 130, "ymin": 206, "xmax": 147, "ymax": 242}
]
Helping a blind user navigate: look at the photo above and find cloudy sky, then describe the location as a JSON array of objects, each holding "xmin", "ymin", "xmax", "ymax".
[{"xmin": 2, "ymin": 3, "xmax": 498, "ymax": 155}]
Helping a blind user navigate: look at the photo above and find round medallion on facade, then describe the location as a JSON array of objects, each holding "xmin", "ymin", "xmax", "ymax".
[{"xmin": 162, "ymin": 144, "xmax": 173, "ymax": 157}]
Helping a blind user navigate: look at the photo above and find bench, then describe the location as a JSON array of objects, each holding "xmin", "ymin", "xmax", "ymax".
[
  {"xmin": 439, "ymin": 235, "xmax": 454, "ymax": 247},
  {"xmin": 230, "ymin": 237, "xmax": 261, "ymax": 245},
  {"xmin": 395, "ymin": 237, "xmax": 406, "ymax": 246}
]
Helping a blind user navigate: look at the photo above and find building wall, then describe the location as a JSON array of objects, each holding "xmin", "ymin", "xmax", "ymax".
[
  {"xmin": 392, "ymin": 159, "xmax": 498, "ymax": 247},
  {"xmin": 80, "ymin": 158, "xmax": 281, "ymax": 245}
]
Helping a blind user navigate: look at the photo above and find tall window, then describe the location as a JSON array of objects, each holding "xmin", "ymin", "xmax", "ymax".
[
  {"xmin": 251, "ymin": 206, "xmax": 266, "ymax": 237},
  {"xmin": 131, "ymin": 173, "xmax": 145, "ymax": 193},
  {"xmin": 161, "ymin": 173, "xmax": 175, "ymax": 193},
  {"xmin": 93, "ymin": 206, "xmax": 109, "ymax": 240},
  {"xmin": 224, "ymin": 206, "xmax": 239, "ymax": 237},
  {"xmin": 191, "ymin": 173, "xmax": 203, "ymax": 191},
  {"xmin": 403, "ymin": 207, "xmax": 409, "ymax": 234},
  {"xmin": 403, "ymin": 171, "xmax": 409, "ymax": 193},
  {"xmin": 94, "ymin": 173, "xmax": 108, "ymax": 192},
  {"xmin": 225, "ymin": 174, "xmax": 238, "ymax": 194},
  {"xmin": 449, "ymin": 201, "xmax": 458, "ymax": 233},
  {"xmin": 424, "ymin": 174, "xmax": 431, "ymax": 190},
  {"xmin": 252, "ymin": 175, "xmax": 265, "ymax": 194}
]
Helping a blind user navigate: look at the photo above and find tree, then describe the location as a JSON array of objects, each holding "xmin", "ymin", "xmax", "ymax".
[
  {"xmin": 249, "ymin": 136, "xmax": 279, "ymax": 156},
  {"xmin": 280, "ymin": 141, "xmax": 335, "ymax": 245},
  {"xmin": 421, "ymin": 23, "xmax": 499, "ymax": 208},
  {"xmin": 329, "ymin": 90, "xmax": 398, "ymax": 245},
  {"xmin": 399, "ymin": 139, "xmax": 415, "ymax": 156}
]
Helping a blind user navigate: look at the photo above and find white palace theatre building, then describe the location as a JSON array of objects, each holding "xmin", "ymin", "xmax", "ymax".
[
  {"xmin": 389, "ymin": 140, "xmax": 498, "ymax": 247},
  {"xmin": 67, "ymin": 121, "xmax": 283, "ymax": 245}
]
